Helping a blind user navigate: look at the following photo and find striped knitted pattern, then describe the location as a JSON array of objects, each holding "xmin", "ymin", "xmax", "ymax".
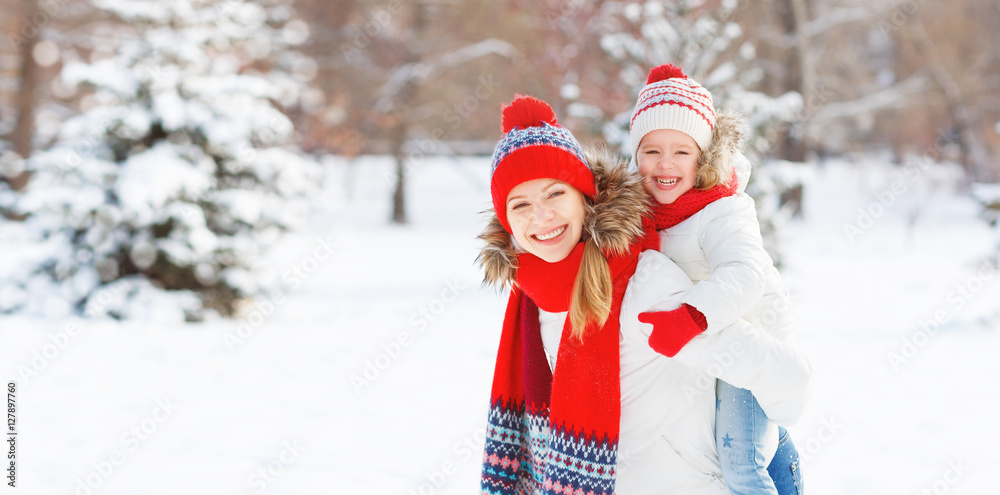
[
  {"xmin": 482, "ymin": 403, "xmax": 619, "ymax": 495},
  {"xmin": 482, "ymin": 399, "xmax": 551, "ymax": 495},
  {"xmin": 490, "ymin": 122, "xmax": 587, "ymax": 175},
  {"xmin": 539, "ymin": 425, "xmax": 617, "ymax": 495},
  {"xmin": 631, "ymin": 79, "xmax": 715, "ymax": 128},
  {"xmin": 629, "ymin": 77, "xmax": 716, "ymax": 162}
]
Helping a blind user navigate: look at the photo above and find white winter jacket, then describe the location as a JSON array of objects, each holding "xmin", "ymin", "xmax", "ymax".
[
  {"xmin": 539, "ymin": 249, "xmax": 813, "ymax": 495},
  {"xmin": 660, "ymin": 152, "xmax": 797, "ymax": 345}
]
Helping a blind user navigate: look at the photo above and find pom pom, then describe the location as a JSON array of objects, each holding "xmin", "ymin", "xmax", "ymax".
[
  {"xmin": 646, "ymin": 64, "xmax": 687, "ymax": 85},
  {"xmin": 501, "ymin": 94, "xmax": 558, "ymax": 133}
]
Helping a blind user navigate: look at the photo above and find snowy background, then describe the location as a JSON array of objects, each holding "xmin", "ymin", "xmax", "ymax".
[
  {"xmin": 3, "ymin": 155, "xmax": 1000, "ymax": 494},
  {"xmin": 2, "ymin": 0, "xmax": 1000, "ymax": 494}
]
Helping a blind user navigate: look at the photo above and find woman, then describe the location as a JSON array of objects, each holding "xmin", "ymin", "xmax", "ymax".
[{"xmin": 478, "ymin": 95, "xmax": 811, "ymax": 495}]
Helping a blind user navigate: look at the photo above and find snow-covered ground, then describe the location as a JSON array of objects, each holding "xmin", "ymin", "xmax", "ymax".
[{"xmin": 1, "ymin": 155, "xmax": 999, "ymax": 494}]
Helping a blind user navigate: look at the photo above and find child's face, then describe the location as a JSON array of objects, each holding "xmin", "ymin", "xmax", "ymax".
[
  {"xmin": 637, "ymin": 129, "xmax": 700, "ymax": 205},
  {"xmin": 506, "ymin": 178, "xmax": 586, "ymax": 263}
]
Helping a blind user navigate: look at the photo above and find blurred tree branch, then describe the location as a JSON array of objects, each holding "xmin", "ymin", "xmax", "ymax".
[{"xmin": 907, "ymin": 19, "xmax": 991, "ymax": 180}]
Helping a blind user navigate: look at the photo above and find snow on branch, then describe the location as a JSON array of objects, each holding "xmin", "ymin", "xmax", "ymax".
[
  {"xmin": 812, "ymin": 75, "xmax": 928, "ymax": 123},
  {"xmin": 803, "ymin": 1, "xmax": 897, "ymax": 38},
  {"xmin": 374, "ymin": 39, "xmax": 519, "ymax": 114},
  {"xmin": 424, "ymin": 39, "xmax": 519, "ymax": 75}
]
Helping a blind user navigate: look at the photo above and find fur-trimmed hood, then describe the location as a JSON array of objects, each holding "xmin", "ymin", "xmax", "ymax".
[
  {"xmin": 477, "ymin": 146, "xmax": 650, "ymax": 289},
  {"xmin": 698, "ymin": 109, "xmax": 748, "ymax": 177}
]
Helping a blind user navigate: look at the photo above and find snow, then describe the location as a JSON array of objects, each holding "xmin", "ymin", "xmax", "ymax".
[
  {"xmin": 116, "ymin": 143, "xmax": 214, "ymax": 225},
  {"xmin": 971, "ymin": 182, "xmax": 1000, "ymax": 226},
  {"xmin": 62, "ymin": 60, "xmax": 140, "ymax": 98},
  {"xmin": 152, "ymin": 90, "xmax": 187, "ymax": 132},
  {"xmin": 971, "ymin": 182, "xmax": 1000, "ymax": 206},
  {"xmin": 2, "ymin": 155, "xmax": 999, "ymax": 494},
  {"xmin": 560, "ymin": 83, "xmax": 581, "ymax": 100},
  {"xmin": 777, "ymin": 161, "xmax": 1000, "ymax": 492}
]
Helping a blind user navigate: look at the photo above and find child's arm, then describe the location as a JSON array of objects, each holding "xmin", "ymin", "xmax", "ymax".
[
  {"xmin": 640, "ymin": 195, "xmax": 771, "ymax": 357},
  {"xmin": 682, "ymin": 194, "xmax": 770, "ymax": 333},
  {"xmin": 624, "ymin": 250, "xmax": 811, "ymax": 425}
]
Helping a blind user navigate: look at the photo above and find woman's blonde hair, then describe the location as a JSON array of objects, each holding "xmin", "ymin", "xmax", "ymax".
[{"xmin": 568, "ymin": 237, "xmax": 612, "ymax": 341}]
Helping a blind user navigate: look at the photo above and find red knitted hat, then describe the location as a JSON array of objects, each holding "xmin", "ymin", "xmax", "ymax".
[{"xmin": 489, "ymin": 95, "xmax": 596, "ymax": 232}]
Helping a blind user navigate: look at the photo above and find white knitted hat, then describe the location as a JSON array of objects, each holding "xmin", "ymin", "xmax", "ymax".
[{"xmin": 629, "ymin": 64, "xmax": 716, "ymax": 163}]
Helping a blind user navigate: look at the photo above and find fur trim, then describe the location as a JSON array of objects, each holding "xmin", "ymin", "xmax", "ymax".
[
  {"xmin": 584, "ymin": 146, "xmax": 650, "ymax": 258},
  {"xmin": 477, "ymin": 213, "xmax": 519, "ymax": 289},
  {"xmin": 477, "ymin": 146, "xmax": 650, "ymax": 289},
  {"xmin": 696, "ymin": 109, "xmax": 748, "ymax": 188}
]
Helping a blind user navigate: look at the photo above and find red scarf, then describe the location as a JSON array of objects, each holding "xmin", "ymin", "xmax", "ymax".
[
  {"xmin": 650, "ymin": 172, "xmax": 739, "ymax": 231},
  {"xmin": 481, "ymin": 239, "xmax": 645, "ymax": 495},
  {"xmin": 515, "ymin": 243, "xmax": 585, "ymax": 313}
]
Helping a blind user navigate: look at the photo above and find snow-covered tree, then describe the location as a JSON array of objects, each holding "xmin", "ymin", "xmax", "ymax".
[
  {"xmin": 1, "ymin": 0, "xmax": 321, "ymax": 321},
  {"xmin": 599, "ymin": 0, "xmax": 803, "ymax": 265}
]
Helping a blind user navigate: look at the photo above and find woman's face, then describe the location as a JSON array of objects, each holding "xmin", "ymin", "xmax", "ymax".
[
  {"xmin": 506, "ymin": 178, "xmax": 586, "ymax": 263},
  {"xmin": 636, "ymin": 129, "xmax": 700, "ymax": 205}
]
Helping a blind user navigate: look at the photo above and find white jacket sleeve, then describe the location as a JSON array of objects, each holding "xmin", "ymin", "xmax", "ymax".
[
  {"xmin": 626, "ymin": 251, "xmax": 812, "ymax": 426},
  {"xmin": 680, "ymin": 194, "xmax": 770, "ymax": 334},
  {"xmin": 671, "ymin": 320, "xmax": 813, "ymax": 426}
]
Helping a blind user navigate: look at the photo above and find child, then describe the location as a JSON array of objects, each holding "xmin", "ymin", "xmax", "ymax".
[{"xmin": 629, "ymin": 64, "xmax": 806, "ymax": 495}]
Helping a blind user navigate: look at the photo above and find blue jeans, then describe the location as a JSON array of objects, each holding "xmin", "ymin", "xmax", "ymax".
[
  {"xmin": 768, "ymin": 425, "xmax": 803, "ymax": 495},
  {"xmin": 717, "ymin": 381, "xmax": 803, "ymax": 495}
]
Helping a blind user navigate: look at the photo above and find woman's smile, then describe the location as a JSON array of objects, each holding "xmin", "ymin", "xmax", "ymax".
[{"xmin": 532, "ymin": 224, "xmax": 567, "ymax": 242}]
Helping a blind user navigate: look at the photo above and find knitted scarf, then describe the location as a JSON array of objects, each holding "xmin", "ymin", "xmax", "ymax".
[
  {"xmin": 650, "ymin": 172, "xmax": 739, "ymax": 231},
  {"xmin": 481, "ymin": 240, "xmax": 642, "ymax": 495}
]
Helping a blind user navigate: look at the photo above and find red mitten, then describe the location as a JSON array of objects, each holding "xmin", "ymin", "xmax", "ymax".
[{"xmin": 638, "ymin": 304, "xmax": 708, "ymax": 357}]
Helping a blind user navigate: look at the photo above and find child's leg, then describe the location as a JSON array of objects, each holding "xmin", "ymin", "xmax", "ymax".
[
  {"xmin": 766, "ymin": 426, "xmax": 804, "ymax": 495},
  {"xmin": 716, "ymin": 380, "xmax": 778, "ymax": 495}
]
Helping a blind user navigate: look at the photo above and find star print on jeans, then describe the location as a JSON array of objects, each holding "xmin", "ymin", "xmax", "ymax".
[{"xmin": 722, "ymin": 433, "xmax": 733, "ymax": 448}]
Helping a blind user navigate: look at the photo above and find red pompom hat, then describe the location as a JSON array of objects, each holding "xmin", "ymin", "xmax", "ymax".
[{"xmin": 489, "ymin": 95, "xmax": 595, "ymax": 232}]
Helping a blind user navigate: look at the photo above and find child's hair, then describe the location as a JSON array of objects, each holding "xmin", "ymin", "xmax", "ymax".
[
  {"xmin": 569, "ymin": 237, "xmax": 612, "ymax": 341},
  {"xmin": 694, "ymin": 144, "xmax": 731, "ymax": 190}
]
